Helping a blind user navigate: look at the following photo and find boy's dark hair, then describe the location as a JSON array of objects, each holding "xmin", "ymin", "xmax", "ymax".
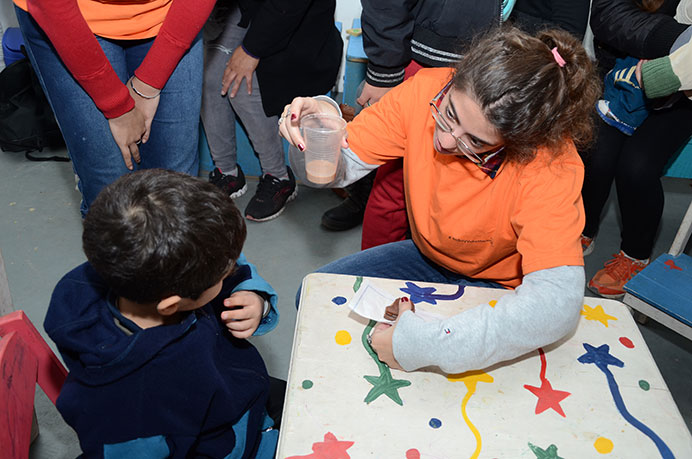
[
  {"xmin": 453, "ymin": 26, "xmax": 601, "ymax": 163},
  {"xmin": 83, "ymin": 169, "xmax": 247, "ymax": 303}
]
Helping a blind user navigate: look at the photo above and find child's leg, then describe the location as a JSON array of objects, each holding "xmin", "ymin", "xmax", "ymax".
[
  {"xmin": 267, "ymin": 377, "xmax": 286, "ymax": 430},
  {"xmin": 201, "ymin": 8, "xmax": 241, "ymax": 173},
  {"xmin": 229, "ymin": 80, "xmax": 287, "ymax": 179}
]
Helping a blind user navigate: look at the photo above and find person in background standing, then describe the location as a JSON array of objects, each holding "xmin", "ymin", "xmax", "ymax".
[
  {"xmin": 14, "ymin": 0, "xmax": 214, "ymax": 216},
  {"xmin": 202, "ymin": 0, "xmax": 342, "ymax": 222}
]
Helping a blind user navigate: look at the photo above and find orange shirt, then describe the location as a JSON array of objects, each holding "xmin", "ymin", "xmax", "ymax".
[
  {"xmin": 347, "ymin": 68, "xmax": 585, "ymax": 288},
  {"xmin": 14, "ymin": 0, "xmax": 171, "ymax": 39}
]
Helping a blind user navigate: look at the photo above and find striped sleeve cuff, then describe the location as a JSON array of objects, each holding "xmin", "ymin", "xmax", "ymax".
[{"xmin": 365, "ymin": 64, "xmax": 406, "ymax": 88}]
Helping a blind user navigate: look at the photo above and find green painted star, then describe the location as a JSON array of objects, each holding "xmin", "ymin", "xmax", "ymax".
[
  {"xmin": 363, "ymin": 370, "xmax": 412, "ymax": 405},
  {"xmin": 528, "ymin": 442, "xmax": 563, "ymax": 459},
  {"xmin": 361, "ymin": 320, "xmax": 411, "ymax": 405}
]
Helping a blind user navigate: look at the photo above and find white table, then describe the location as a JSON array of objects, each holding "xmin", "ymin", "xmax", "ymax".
[{"xmin": 277, "ymin": 273, "xmax": 692, "ymax": 458}]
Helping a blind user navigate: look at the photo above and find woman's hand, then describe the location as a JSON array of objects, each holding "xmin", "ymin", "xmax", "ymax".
[
  {"xmin": 127, "ymin": 76, "xmax": 160, "ymax": 144},
  {"xmin": 370, "ymin": 297, "xmax": 413, "ymax": 370},
  {"xmin": 107, "ymin": 108, "xmax": 146, "ymax": 170},
  {"xmin": 221, "ymin": 45, "xmax": 259, "ymax": 98},
  {"xmin": 277, "ymin": 97, "xmax": 347, "ymax": 152}
]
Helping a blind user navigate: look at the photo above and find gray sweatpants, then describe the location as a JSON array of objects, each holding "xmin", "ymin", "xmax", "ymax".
[{"xmin": 201, "ymin": 5, "xmax": 287, "ymax": 178}]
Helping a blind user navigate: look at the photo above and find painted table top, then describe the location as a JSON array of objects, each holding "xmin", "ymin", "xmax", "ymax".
[{"xmin": 277, "ymin": 273, "xmax": 692, "ymax": 459}]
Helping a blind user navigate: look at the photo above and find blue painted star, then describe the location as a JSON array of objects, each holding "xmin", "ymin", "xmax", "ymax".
[
  {"xmin": 399, "ymin": 282, "xmax": 464, "ymax": 305},
  {"xmin": 577, "ymin": 343, "xmax": 624, "ymax": 371}
]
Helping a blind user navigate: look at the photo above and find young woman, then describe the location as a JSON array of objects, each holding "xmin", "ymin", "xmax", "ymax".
[{"xmin": 280, "ymin": 27, "xmax": 600, "ymax": 375}]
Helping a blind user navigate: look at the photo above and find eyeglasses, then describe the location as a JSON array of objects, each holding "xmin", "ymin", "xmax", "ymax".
[{"xmin": 429, "ymin": 81, "xmax": 504, "ymax": 165}]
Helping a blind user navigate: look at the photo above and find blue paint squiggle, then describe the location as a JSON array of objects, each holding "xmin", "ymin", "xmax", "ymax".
[
  {"xmin": 399, "ymin": 282, "xmax": 465, "ymax": 305},
  {"xmin": 578, "ymin": 343, "xmax": 673, "ymax": 459}
]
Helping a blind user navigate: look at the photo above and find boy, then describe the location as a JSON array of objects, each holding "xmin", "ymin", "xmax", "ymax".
[{"xmin": 45, "ymin": 169, "xmax": 280, "ymax": 458}]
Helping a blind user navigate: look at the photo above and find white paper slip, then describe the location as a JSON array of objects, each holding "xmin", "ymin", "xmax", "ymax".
[{"xmin": 347, "ymin": 279, "xmax": 446, "ymax": 324}]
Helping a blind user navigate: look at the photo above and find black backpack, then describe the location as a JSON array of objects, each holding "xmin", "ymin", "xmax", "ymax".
[{"xmin": 0, "ymin": 56, "xmax": 67, "ymax": 161}]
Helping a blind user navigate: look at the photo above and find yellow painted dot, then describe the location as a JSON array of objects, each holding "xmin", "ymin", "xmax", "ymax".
[
  {"xmin": 335, "ymin": 330, "xmax": 352, "ymax": 345},
  {"xmin": 594, "ymin": 437, "xmax": 613, "ymax": 454},
  {"xmin": 29, "ymin": 208, "xmax": 35, "ymax": 212},
  {"xmin": 489, "ymin": 300, "xmax": 498, "ymax": 308}
]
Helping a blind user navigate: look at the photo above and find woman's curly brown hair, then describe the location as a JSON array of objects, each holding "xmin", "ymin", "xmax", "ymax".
[{"xmin": 453, "ymin": 26, "xmax": 601, "ymax": 163}]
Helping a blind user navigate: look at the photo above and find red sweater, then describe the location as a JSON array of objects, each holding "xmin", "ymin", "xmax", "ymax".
[{"xmin": 17, "ymin": 0, "xmax": 215, "ymax": 118}]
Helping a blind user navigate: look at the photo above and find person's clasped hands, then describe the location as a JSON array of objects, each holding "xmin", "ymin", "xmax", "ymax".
[{"xmin": 108, "ymin": 75, "xmax": 161, "ymax": 171}]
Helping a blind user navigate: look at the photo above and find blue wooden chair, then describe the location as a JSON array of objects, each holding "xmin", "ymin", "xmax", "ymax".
[{"xmin": 623, "ymin": 195, "xmax": 692, "ymax": 340}]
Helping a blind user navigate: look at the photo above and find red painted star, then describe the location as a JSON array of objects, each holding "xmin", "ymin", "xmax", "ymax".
[
  {"xmin": 664, "ymin": 259, "xmax": 683, "ymax": 271},
  {"xmin": 524, "ymin": 379, "xmax": 571, "ymax": 417},
  {"xmin": 286, "ymin": 432, "xmax": 355, "ymax": 459}
]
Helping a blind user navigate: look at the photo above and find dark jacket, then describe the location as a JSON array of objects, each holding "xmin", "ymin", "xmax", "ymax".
[
  {"xmin": 45, "ymin": 255, "xmax": 279, "ymax": 458},
  {"xmin": 510, "ymin": 0, "xmax": 591, "ymax": 40},
  {"xmin": 361, "ymin": 0, "xmax": 503, "ymax": 87},
  {"xmin": 590, "ymin": 0, "xmax": 687, "ymax": 73},
  {"xmin": 238, "ymin": 0, "xmax": 343, "ymax": 116}
]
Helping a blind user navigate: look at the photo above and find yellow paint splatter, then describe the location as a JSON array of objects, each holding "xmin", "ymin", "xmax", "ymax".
[
  {"xmin": 447, "ymin": 371, "xmax": 494, "ymax": 458},
  {"xmin": 581, "ymin": 304, "xmax": 617, "ymax": 327},
  {"xmin": 29, "ymin": 208, "xmax": 35, "ymax": 212},
  {"xmin": 488, "ymin": 300, "xmax": 497, "ymax": 308},
  {"xmin": 335, "ymin": 330, "xmax": 352, "ymax": 345},
  {"xmin": 594, "ymin": 436, "xmax": 613, "ymax": 454}
]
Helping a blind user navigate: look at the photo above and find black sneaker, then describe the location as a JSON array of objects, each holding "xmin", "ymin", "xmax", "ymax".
[
  {"xmin": 209, "ymin": 167, "xmax": 247, "ymax": 199},
  {"xmin": 321, "ymin": 196, "xmax": 365, "ymax": 230},
  {"xmin": 245, "ymin": 168, "xmax": 297, "ymax": 221}
]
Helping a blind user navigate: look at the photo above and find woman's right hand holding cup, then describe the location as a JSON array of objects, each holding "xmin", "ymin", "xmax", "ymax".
[{"xmin": 278, "ymin": 97, "xmax": 348, "ymax": 151}]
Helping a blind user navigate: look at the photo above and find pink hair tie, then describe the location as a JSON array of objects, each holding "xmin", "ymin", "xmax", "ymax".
[{"xmin": 551, "ymin": 47, "xmax": 566, "ymax": 67}]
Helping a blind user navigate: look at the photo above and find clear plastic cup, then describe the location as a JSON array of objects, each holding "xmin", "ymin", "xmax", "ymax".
[{"xmin": 300, "ymin": 113, "xmax": 346, "ymax": 185}]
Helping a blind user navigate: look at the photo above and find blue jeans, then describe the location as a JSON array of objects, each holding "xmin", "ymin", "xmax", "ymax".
[
  {"xmin": 296, "ymin": 240, "xmax": 504, "ymax": 307},
  {"xmin": 16, "ymin": 7, "xmax": 202, "ymax": 215}
]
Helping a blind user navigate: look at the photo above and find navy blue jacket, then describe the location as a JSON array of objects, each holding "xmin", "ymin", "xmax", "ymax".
[{"xmin": 45, "ymin": 254, "xmax": 279, "ymax": 458}]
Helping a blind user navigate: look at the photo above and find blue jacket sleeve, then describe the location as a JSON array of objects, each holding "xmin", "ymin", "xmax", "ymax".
[{"xmin": 233, "ymin": 253, "xmax": 279, "ymax": 335}]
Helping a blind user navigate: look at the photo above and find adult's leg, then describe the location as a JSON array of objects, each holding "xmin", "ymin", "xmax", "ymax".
[
  {"xmin": 16, "ymin": 7, "xmax": 131, "ymax": 215},
  {"xmin": 201, "ymin": 6, "xmax": 239, "ymax": 173},
  {"xmin": 616, "ymin": 98, "xmax": 692, "ymax": 259},
  {"xmin": 126, "ymin": 36, "xmax": 202, "ymax": 177},
  {"xmin": 296, "ymin": 240, "xmax": 503, "ymax": 307},
  {"xmin": 580, "ymin": 120, "xmax": 627, "ymax": 238}
]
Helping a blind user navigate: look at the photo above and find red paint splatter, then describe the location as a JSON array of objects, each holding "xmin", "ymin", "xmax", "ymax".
[
  {"xmin": 619, "ymin": 337, "xmax": 635, "ymax": 348},
  {"xmin": 286, "ymin": 432, "xmax": 354, "ymax": 459},
  {"xmin": 664, "ymin": 259, "xmax": 683, "ymax": 271},
  {"xmin": 524, "ymin": 348, "xmax": 571, "ymax": 417},
  {"xmin": 406, "ymin": 449, "xmax": 421, "ymax": 459}
]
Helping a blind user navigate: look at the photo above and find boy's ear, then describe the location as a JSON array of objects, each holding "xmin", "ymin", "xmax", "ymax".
[{"xmin": 157, "ymin": 295, "xmax": 182, "ymax": 316}]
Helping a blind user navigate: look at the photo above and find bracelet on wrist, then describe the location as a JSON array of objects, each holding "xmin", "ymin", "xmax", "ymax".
[{"xmin": 129, "ymin": 78, "xmax": 160, "ymax": 99}]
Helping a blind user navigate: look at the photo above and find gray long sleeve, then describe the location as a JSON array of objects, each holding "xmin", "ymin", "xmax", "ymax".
[{"xmin": 392, "ymin": 265, "xmax": 585, "ymax": 374}]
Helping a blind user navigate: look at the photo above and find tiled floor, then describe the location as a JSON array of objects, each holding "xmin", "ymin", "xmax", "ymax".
[{"xmin": 1, "ymin": 147, "xmax": 690, "ymax": 457}]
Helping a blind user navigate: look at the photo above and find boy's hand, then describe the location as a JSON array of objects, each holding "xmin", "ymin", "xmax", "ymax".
[{"xmin": 220, "ymin": 290, "xmax": 265, "ymax": 339}]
